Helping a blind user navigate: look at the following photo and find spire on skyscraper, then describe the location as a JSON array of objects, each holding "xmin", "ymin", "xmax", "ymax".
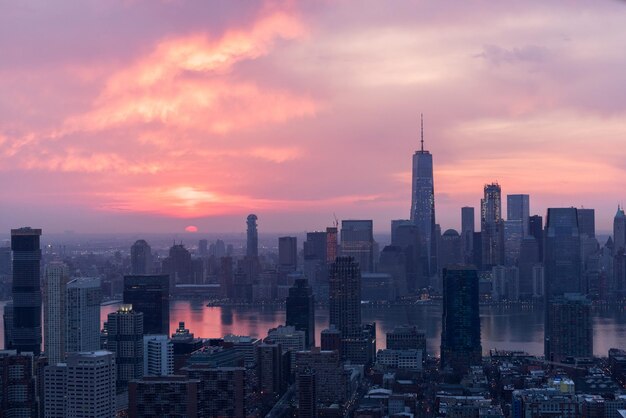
[{"xmin": 420, "ymin": 113, "xmax": 424, "ymax": 152}]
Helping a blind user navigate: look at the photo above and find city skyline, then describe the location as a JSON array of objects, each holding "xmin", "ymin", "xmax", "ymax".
[{"xmin": 1, "ymin": 1, "xmax": 626, "ymax": 234}]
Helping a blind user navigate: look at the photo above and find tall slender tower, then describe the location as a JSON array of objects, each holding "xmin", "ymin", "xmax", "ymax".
[
  {"xmin": 131, "ymin": 239, "xmax": 152, "ymax": 275},
  {"xmin": 481, "ymin": 183, "xmax": 503, "ymax": 268},
  {"xmin": 66, "ymin": 277, "xmax": 102, "ymax": 353},
  {"xmin": 246, "ymin": 214, "xmax": 259, "ymax": 258},
  {"xmin": 10, "ymin": 227, "xmax": 42, "ymax": 355},
  {"xmin": 410, "ymin": 115, "xmax": 437, "ymax": 277},
  {"xmin": 614, "ymin": 206, "xmax": 626, "ymax": 254},
  {"xmin": 441, "ymin": 265, "xmax": 482, "ymax": 377},
  {"xmin": 328, "ymin": 257, "xmax": 361, "ymax": 338},
  {"xmin": 44, "ymin": 262, "xmax": 69, "ymax": 364}
]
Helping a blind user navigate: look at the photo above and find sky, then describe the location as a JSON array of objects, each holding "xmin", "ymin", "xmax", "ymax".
[{"xmin": 1, "ymin": 0, "xmax": 625, "ymax": 234}]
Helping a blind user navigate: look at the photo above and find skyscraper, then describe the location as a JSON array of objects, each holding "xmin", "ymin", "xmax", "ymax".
[
  {"xmin": 439, "ymin": 229, "xmax": 463, "ymax": 272},
  {"xmin": 107, "ymin": 305, "xmax": 144, "ymax": 389},
  {"xmin": 298, "ymin": 368, "xmax": 317, "ymax": 418},
  {"xmin": 0, "ymin": 350, "xmax": 40, "ymax": 417},
  {"xmin": 481, "ymin": 183, "xmax": 503, "ymax": 269},
  {"xmin": 66, "ymin": 277, "xmax": 102, "ymax": 353},
  {"xmin": 544, "ymin": 208, "xmax": 584, "ymax": 360},
  {"xmin": 391, "ymin": 223, "xmax": 423, "ymax": 292},
  {"xmin": 440, "ymin": 266, "xmax": 482, "ymax": 377},
  {"xmin": 198, "ymin": 239, "xmax": 208, "ymax": 257},
  {"xmin": 131, "ymin": 239, "xmax": 152, "ymax": 275},
  {"xmin": 329, "ymin": 256, "xmax": 361, "ymax": 338},
  {"xmin": 10, "ymin": 227, "xmax": 42, "ymax": 354},
  {"xmin": 44, "ymin": 262, "xmax": 69, "ymax": 364},
  {"xmin": 162, "ymin": 244, "xmax": 193, "ymax": 286},
  {"xmin": 545, "ymin": 293, "xmax": 593, "ymax": 362},
  {"xmin": 256, "ymin": 343, "xmax": 283, "ymax": 398},
  {"xmin": 410, "ymin": 115, "xmax": 437, "ymax": 276},
  {"xmin": 529, "ymin": 215, "xmax": 544, "ymax": 262},
  {"xmin": 278, "ymin": 236, "xmax": 298, "ymax": 272},
  {"xmin": 544, "ymin": 208, "xmax": 582, "ymax": 298},
  {"xmin": 326, "ymin": 227, "xmax": 338, "ymax": 264},
  {"xmin": 65, "ymin": 351, "xmax": 116, "ymax": 418},
  {"xmin": 286, "ymin": 278, "xmax": 315, "ymax": 348},
  {"xmin": 340, "ymin": 220, "xmax": 374, "ymax": 273},
  {"xmin": 461, "ymin": 207, "xmax": 475, "ymax": 264},
  {"xmin": 577, "ymin": 208, "xmax": 596, "ymax": 238},
  {"xmin": 303, "ymin": 231, "xmax": 328, "ymax": 297},
  {"xmin": 246, "ymin": 214, "xmax": 258, "ymax": 258},
  {"xmin": 143, "ymin": 334, "xmax": 174, "ymax": 376},
  {"xmin": 503, "ymin": 219, "xmax": 524, "ymax": 266},
  {"xmin": 507, "ymin": 194, "xmax": 530, "ymax": 235},
  {"xmin": 123, "ymin": 274, "xmax": 170, "ymax": 335},
  {"xmin": 614, "ymin": 206, "xmax": 626, "ymax": 254}
]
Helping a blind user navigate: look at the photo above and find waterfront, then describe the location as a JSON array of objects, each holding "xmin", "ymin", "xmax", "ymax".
[{"xmin": 3, "ymin": 300, "xmax": 623, "ymax": 356}]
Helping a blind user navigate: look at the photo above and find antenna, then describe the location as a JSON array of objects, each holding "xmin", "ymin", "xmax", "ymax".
[{"xmin": 420, "ymin": 113, "xmax": 424, "ymax": 152}]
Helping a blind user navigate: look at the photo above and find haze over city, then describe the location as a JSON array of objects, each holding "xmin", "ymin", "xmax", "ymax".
[{"xmin": 2, "ymin": 1, "xmax": 626, "ymax": 233}]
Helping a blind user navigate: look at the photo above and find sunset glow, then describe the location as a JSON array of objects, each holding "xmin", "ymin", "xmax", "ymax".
[{"xmin": 1, "ymin": 0, "xmax": 625, "ymax": 233}]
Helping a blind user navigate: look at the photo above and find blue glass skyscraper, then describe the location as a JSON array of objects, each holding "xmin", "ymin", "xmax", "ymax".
[{"xmin": 410, "ymin": 115, "xmax": 437, "ymax": 277}]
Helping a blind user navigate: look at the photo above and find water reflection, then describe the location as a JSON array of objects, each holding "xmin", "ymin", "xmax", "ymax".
[{"xmin": 0, "ymin": 300, "xmax": 625, "ymax": 356}]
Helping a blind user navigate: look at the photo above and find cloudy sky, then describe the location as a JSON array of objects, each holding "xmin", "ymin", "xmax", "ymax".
[{"xmin": 1, "ymin": 0, "xmax": 625, "ymax": 234}]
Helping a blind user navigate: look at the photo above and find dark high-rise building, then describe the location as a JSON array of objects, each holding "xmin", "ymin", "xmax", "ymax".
[
  {"xmin": 481, "ymin": 184, "xmax": 503, "ymax": 269},
  {"xmin": 295, "ymin": 348, "xmax": 346, "ymax": 407},
  {"xmin": 391, "ymin": 223, "xmax": 423, "ymax": 291},
  {"xmin": 440, "ymin": 266, "xmax": 482, "ymax": 376},
  {"xmin": 246, "ymin": 214, "xmax": 258, "ymax": 258},
  {"xmin": 545, "ymin": 293, "xmax": 593, "ymax": 362},
  {"xmin": 507, "ymin": 194, "xmax": 530, "ymax": 235},
  {"xmin": 614, "ymin": 206, "xmax": 626, "ymax": 254},
  {"xmin": 198, "ymin": 239, "xmax": 208, "ymax": 257},
  {"xmin": 329, "ymin": 257, "xmax": 361, "ymax": 338},
  {"xmin": 123, "ymin": 274, "xmax": 170, "ymax": 335},
  {"xmin": 544, "ymin": 208, "xmax": 584, "ymax": 360},
  {"xmin": 439, "ymin": 229, "xmax": 463, "ymax": 272},
  {"xmin": 107, "ymin": 305, "xmax": 144, "ymax": 390},
  {"xmin": 3, "ymin": 302, "xmax": 13, "ymax": 350},
  {"xmin": 320, "ymin": 326, "xmax": 342, "ymax": 352},
  {"xmin": 298, "ymin": 368, "xmax": 317, "ymax": 418},
  {"xmin": 0, "ymin": 350, "xmax": 41, "ymax": 417},
  {"xmin": 162, "ymin": 244, "xmax": 193, "ymax": 286},
  {"xmin": 578, "ymin": 208, "xmax": 596, "ymax": 238},
  {"xmin": 303, "ymin": 231, "xmax": 328, "ymax": 298},
  {"xmin": 256, "ymin": 343, "xmax": 283, "ymax": 398},
  {"xmin": 378, "ymin": 246, "xmax": 408, "ymax": 298},
  {"xmin": 410, "ymin": 115, "xmax": 437, "ymax": 276},
  {"xmin": 278, "ymin": 236, "xmax": 297, "ymax": 272},
  {"xmin": 182, "ymin": 365, "xmax": 245, "ymax": 417},
  {"xmin": 285, "ymin": 278, "xmax": 315, "ymax": 348},
  {"xmin": 0, "ymin": 245, "xmax": 11, "ymax": 275},
  {"xmin": 529, "ymin": 215, "xmax": 543, "ymax": 262},
  {"xmin": 129, "ymin": 376, "xmax": 200, "ymax": 418},
  {"xmin": 340, "ymin": 220, "xmax": 374, "ymax": 273},
  {"xmin": 461, "ymin": 207, "xmax": 475, "ymax": 264},
  {"xmin": 544, "ymin": 208, "xmax": 582, "ymax": 298},
  {"xmin": 503, "ymin": 219, "xmax": 523, "ymax": 266},
  {"xmin": 518, "ymin": 237, "xmax": 540, "ymax": 299},
  {"xmin": 10, "ymin": 227, "xmax": 42, "ymax": 355},
  {"xmin": 326, "ymin": 227, "xmax": 338, "ymax": 264},
  {"xmin": 386, "ymin": 325, "xmax": 426, "ymax": 353},
  {"xmin": 131, "ymin": 239, "xmax": 152, "ymax": 275},
  {"xmin": 472, "ymin": 232, "xmax": 482, "ymax": 270}
]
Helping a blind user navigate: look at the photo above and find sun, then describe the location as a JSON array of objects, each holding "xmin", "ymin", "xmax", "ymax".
[{"xmin": 184, "ymin": 225, "xmax": 198, "ymax": 233}]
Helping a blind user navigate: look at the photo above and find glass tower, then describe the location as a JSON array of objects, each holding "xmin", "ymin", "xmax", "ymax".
[
  {"xmin": 10, "ymin": 227, "xmax": 42, "ymax": 355},
  {"xmin": 410, "ymin": 116, "xmax": 437, "ymax": 276}
]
